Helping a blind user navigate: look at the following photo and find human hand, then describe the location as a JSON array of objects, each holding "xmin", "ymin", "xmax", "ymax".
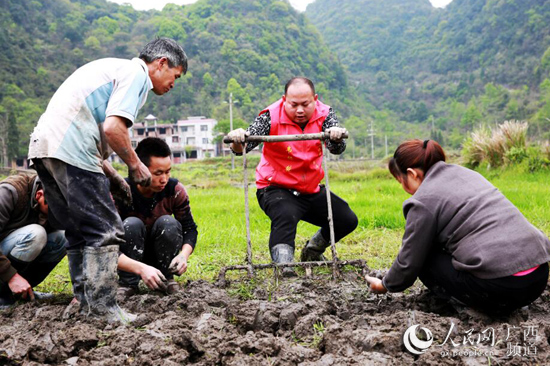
[
  {"xmin": 8, "ymin": 273, "xmax": 35, "ymax": 301},
  {"xmin": 139, "ymin": 264, "xmax": 167, "ymax": 291},
  {"xmin": 129, "ymin": 161, "xmax": 152, "ymax": 187},
  {"xmin": 365, "ymin": 275, "xmax": 388, "ymax": 294},
  {"xmin": 169, "ymin": 253, "xmax": 188, "ymax": 276},
  {"xmin": 326, "ymin": 127, "xmax": 347, "ymax": 143},
  {"xmin": 109, "ymin": 173, "xmax": 132, "ymax": 207},
  {"xmin": 227, "ymin": 128, "xmax": 249, "ymax": 144}
]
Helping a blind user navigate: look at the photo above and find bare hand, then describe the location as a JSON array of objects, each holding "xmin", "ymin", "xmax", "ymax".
[
  {"xmin": 109, "ymin": 173, "xmax": 132, "ymax": 207},
  {"xmin": 169, "ymin": 253, "xmax": 188, "ymax": 276},
  {"xmin": 227, "ymin": 128, "xmax": 248, "ymax": 144},
  {"xmin": 139, "ymin": 265, "xmax": 167, "ymax": 291},
  {"xmin": 326, "ymin": 127, "xmax": 347, "ymax": 143},
  {"xmin": 129, "ymin": 161, "xmax": 152, "ymax": 187},
  {"xmin": 365, "ymin": 275, "xmax": 388, "ymax": 294},
  {"xmin": 8, "ymin": 273, "xmax": 35, "ymax": 301}
]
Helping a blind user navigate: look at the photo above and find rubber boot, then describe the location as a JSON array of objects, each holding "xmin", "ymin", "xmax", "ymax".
[
  {"xmin": 300, "ymin": 229, "xmax": 330, "ymax": 262},
  {"xmin": 67, "ymin": 248, "xmax": 86, "ymax": 305},
  {"xmin": 82, "ymin": 246, "xmax": 136, "ymax": 323},
  {"xmin": 0, "ymin": 284, "xmax": 15, "ymax": 308},
  {"xmin": 271, "ymin": 243, "xmax": 297, "ymax": 278}
]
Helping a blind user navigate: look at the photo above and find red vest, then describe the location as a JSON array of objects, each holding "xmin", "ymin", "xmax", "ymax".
[{"xmin": 255, "ymin": 98, "xmax": 330, "ymax": 194}]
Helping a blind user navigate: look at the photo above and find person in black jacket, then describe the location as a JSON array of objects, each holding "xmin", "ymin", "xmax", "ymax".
[
  {"xmin": 0, "ymin": 174, "xmax": 66, "ymax": 306},
  {"xmin": 366, "ymin": 139, "xmax": 550, "ymax": 314}
]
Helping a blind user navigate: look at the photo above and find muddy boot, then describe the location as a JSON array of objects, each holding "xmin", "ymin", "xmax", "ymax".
[
  {"xmin": 0, "ymin": 284, "xmax": 15, "ymax": 308},
  {"xmin": 300, "ymin": 229, "xmax": 330, "ymax": 262},
  {"xmin": 82, "ymin": 246, "xmax": 136, "ymax": 323},
  {"xmin": 271, "ymin": 244, "xmax": 297, "ymax": 278},
  {"xmin": 67, "ymin": 248, "xmax": 86, "ymax": 305},
  {"xmin": 166, "ymin": 279, "xmax": 180, "ymax": 294}
]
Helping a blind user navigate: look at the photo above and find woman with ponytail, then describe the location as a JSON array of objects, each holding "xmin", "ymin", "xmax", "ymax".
[{"xmin": 366, "ymin": 139, "xmax": 550, "ymax": 314}]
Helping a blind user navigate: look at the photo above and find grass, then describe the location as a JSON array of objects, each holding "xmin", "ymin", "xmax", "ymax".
[{"xmin": 36, "ymin": 156, "xmax": 550, "ymax": 294}]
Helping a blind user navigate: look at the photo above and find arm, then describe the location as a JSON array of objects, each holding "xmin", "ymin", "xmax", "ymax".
[
  {"xmin": 169, "ymin": 184, "xmax": 198, "ymax": 275},
  {"xmin": 322, "ymin": 108, "xmax": 347, "ymax": 155},
  {"xmin": 103, "ymin": 116, "xmax": 151, "ymax": 186},
  {"xmin": 229, "ymin": 112, "xmax": 271, "ymax": 155},
  {"xmin": 117, "ymin": 253, "xmax": 166, "ymax": 291},
  {"xmin": 382, "ymin": 199, "xmax": 438, "ymax": 292},
  {"xmin": 102, "ymin": 160, "xmax": 132, "ymax": 207}
]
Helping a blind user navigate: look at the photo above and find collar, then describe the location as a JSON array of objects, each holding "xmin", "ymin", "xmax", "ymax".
[{"xmin": 132, "ymin": 57, "xmax": 154, "ymax": 90}]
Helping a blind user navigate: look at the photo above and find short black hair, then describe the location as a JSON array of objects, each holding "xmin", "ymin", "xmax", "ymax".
[
  {"xmin": 135, "ymin": 137, "xmax": 172, "ymax": 167},
  {"xmin": 284, "ymin": 77, "xmax": 315, "ymax": 95}
]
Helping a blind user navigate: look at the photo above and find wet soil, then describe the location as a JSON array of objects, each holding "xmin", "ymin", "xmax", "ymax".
[{"xmin": 1, "ymin": 272, "xmax": 549, "ymax": 365}]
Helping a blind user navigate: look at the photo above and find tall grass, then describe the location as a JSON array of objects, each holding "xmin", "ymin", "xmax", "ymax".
[{"xmin": 462, "ymin": 120, "xmax": 529, "ymax": 167}]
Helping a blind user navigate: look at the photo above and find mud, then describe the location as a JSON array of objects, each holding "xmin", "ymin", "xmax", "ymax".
[{"xmin": 1, "ymin": 272, "xmax": 549, "ymax": 365}]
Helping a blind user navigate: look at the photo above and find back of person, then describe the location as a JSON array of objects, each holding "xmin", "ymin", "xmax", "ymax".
[{"xmin": 413, "ymin": 161, "xmax": 550, "ymax": 279}]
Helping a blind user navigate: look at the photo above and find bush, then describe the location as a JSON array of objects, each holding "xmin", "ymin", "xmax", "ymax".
[{"xmin": 461, "ymin": 120, "xmax": 528, "ymax": 168}]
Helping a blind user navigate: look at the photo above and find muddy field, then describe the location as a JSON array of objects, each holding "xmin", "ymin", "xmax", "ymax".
[{"xmin": 1, "ymin": 272, "xmax": 549, "ymax": 365}]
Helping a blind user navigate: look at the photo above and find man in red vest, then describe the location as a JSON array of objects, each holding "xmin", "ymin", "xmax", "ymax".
[{"xmin": 229, "ymin": 77, "xmax": 358, "ymax": 276}]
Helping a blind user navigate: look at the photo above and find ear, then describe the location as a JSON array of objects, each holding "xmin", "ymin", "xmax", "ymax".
[
  {"xmin": 35, "ymin": 189, "xmax": 44, "ymax": 202},
  {"xmin": 406, "ymin": 168, "xmax": 418, "ymax": 180},
  {"xmin": 282, "ymin": 95, "xmax": 286, "ymax": 102},
  {"xmin": 158, "ymin": 57, "xmax": 168, "ymax": 69},
  {"xmin": 313, "ymin": 94, "xmax": 318, "ymax": 101}
]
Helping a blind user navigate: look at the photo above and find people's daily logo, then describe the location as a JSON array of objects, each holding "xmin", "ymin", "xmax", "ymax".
[{"xmin": 403, "ymin": 324, "xmax": 434, "ymax": 355}]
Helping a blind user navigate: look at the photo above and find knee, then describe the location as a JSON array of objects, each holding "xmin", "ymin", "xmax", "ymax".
[
  {"xmin": 123, "ymin": 217, "xmax": 146, "ymax": 236},
  {"xmin": 16, "ymin": 224, "xmax": 48, "ymax": 261},
  {"xmin": 337, "ymin": 209, "xmax": 358, "ymax": 235},
  {"xmin": 152, "ymin": 216, "xmax": 182, "ymax": 238},
  {"xmin": 44, "ymin": 230, "xmax": 68, "ymax": 262}
]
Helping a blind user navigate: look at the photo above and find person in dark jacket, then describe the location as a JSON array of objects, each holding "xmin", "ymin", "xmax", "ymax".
[
  {"xmin": 0, "ymin": 174, "xmax": 67, "ymax": 306},
  {"xmin": 366, "ymin": 139, "xmax": 550, "ymax": 314},
  {"xmin": 115, "ymin": 137, "xmax": 198, "ymax": 297}
]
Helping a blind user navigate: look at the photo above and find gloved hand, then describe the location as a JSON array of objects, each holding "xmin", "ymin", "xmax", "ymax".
[
  {"xmin": 227, "ymin": 128, "xmax": 249, "ymax": 144},
  {"xmin": 109, "ymin": 173, "xmax": 132, "ymax": 207},
  {"xmin": 326, "ymin": 127, "xmax": 348, "ymax": 143},
  {"xmin": 169, "ymin": 253, "xmax": 188, "ymax": 276},
  {"xmin": 129, "ymin": 161, "xmax": 152, "ymax": 187}
]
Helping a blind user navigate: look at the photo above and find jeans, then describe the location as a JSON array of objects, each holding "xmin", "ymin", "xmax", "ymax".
[
  {"xmin": 118, "ymin": 215, "xmax": 183, "ymax": 287},
  {"xmin": 256, "ymin": 186, "xmax": 358, "ymax": 249},
  {"xmin": 0, "ymin": 224, "xmax": 67, "ymax": 288}
]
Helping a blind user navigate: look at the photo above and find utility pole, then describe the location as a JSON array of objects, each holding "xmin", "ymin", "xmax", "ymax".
[
  {"xmin": 229, "ymin": 92, "xmax": 234, "ymax": 170},
  {"xmin": 368, "ymin": 121, "xmax": 375, "ymax": 160}
]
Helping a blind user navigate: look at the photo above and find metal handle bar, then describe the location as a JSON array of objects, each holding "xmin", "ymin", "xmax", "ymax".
[{"xmin": 223, "ymin": 132, "xmax": 349, "ymax": 144}]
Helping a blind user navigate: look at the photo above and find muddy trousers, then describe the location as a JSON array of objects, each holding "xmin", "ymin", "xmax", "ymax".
[
  {"xmin": 256, "ymin": 186, "xmax": 358, "ymax": 250},
  {"xmin": 118, "ymin": 216, "xmax": 183, "ymax": 288},
  {"xmin": 419, "ymin": 251, "xmax": 549, "ymax": 314}
]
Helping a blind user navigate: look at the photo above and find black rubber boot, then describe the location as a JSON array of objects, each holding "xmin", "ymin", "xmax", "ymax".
[
  {"xmin": 0, "ymin": 284, "xmax": 15, "ymax": 308},
  {"xmin": 271, "ymin": 243, "xmax": 297, "ymax": 278},
  {"xmin": 82, "ymin": 246, "xmax": 136, "ymax": 323},
  {"xmin": 67, "ymin": 248, "xmax": 86, "ymax": 306},
  {"xmin": 300, "ymin": 229, "xmax": 330, "ymax": 262}
]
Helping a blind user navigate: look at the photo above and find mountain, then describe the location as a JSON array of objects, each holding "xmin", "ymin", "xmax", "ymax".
[
  {"xmin": 307, "ymin": 0, "xmax": 550, "ymax": 145},
  {"xmin": 0, "ymin": 0, "xmax": 357, "ymax": 157}
]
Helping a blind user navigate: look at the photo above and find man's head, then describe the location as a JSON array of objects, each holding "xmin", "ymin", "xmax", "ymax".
[
  {"xmin": 140, "ymin": 38, "xmax": 188, "ymax": 96},
  {"xmin": 34, "ymin": 180, "xmax": 48, "ymax": 215},
  {"xmin": 135, "ymin": 137, "xmax": 172, "ymax": 194},
  {"xmin": 282, "ymin": 77, "xmax": 318, "ymax": 125}
]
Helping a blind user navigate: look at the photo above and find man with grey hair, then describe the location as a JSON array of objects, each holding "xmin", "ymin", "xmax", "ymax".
[{"xmin": 28, "ymin": 37, "xmax": 187, "ymax": 322}]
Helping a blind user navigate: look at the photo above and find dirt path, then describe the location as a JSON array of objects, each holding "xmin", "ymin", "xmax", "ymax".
[{"xmin": 1, "ymin": 274, "xmax": 549, "ymax": 365}]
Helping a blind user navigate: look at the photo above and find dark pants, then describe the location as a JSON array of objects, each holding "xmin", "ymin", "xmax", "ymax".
[
  {"xmin": 118, "ymin": 215, "xmax": 183, "ymax": 287},
  {"xmin": 32, "ymin": 158, "xmax": 125, "ymax": 249},
  {"xmin": 256, "ymin": 186, "xmax": 358, "ymax": 249},
  {"xmin": 419, "ymin": 251, "xmax": 549, "ymax": 314}
]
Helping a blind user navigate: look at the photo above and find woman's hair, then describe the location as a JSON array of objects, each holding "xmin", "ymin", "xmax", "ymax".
[{"xmin": 389, "ymin": 139, "xmax": 446, "ymax": 179}]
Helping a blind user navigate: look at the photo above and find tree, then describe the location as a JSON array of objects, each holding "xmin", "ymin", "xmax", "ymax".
[{"xmin": 7, "ymin": 111, "xmax": 19, "ymax": 162}]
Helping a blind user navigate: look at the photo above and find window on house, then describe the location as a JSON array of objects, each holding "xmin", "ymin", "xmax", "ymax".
[
  {"xmin": 201, "ymin": 125, "xmax": 208, "ymax": 132},
  {"xmin": 172, "ymin": 136, "xmax": 179, "ymax": 143},
  {"xmin": 202, "ymin": 138, "xmax": 208, "ymax": 144}
]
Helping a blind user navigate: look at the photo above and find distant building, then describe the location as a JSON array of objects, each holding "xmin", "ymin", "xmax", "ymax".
[{"xmin": 115, "ymin": 115, "xmax": 230, "ymax": 164}]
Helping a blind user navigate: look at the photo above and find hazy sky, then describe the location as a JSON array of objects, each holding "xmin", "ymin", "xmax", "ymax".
[{"xmin": 108, "ymin": 0, "xmax": 454, "ymax": 12}]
